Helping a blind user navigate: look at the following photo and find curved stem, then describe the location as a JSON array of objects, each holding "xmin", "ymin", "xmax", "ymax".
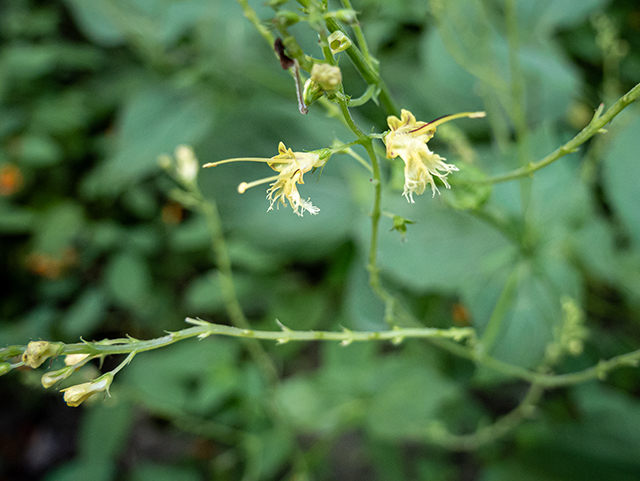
[
  {"xmin": 325, "ymin": 17, "xmax": 398, "ymax": 116},
  {"xmin": 426, "ymin": 382, "xmax": 544, "ymax": 451},
  {"xmin": 477, "ymin": 81, "xmax": 640, "ymax": 185}
]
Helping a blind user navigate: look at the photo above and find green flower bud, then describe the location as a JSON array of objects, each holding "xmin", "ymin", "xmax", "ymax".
[
  {"xmin": 328, "ymin": 31, "xmax": 352, "ymax": 55},
  {"xmin": 303, "ymin": 78, "xmax": 324, "ymax": 106},
  {"xmin": 332, "ymin": 9, "xmax": 357, "ymax": 24},
  {"xmin": 0, "ymin": 363, "xmax": 11, "ymax": 376},
  {"xmin": 274, "ymin": 11, "xmax": 300, "ymax": 27}
]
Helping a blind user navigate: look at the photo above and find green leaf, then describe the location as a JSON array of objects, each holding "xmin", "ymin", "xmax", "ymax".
[
  {"xmin": 128, "ymin": 463, "xmax": 201, "ymax": 481},
  {"xmin": 17, "ymin": 133, "xmax": 63, "ymax": 167},
  {"xmin": 365, "ymin": 357, "xmax": 459, "ymax": 440},
  {"xmin": 374, "ymin": 197, "xmax": 514, "ymax": 292},
  {"xmin": 32, "ymin": 201, "xmax": 85, "ymax": 256},
  {"xmin": 603, "ymin": 115, "xmax": 640, "ymax": 250},
  {"xmin": 121, "ymin": 339, "xmax": 238, "ymax": 415},
  {"xmin": 104, "ymin": 251, "xmax": 152, "ymax": 309},
  {"xmin": 62, "ymin": 288, "xmax": 107, "ymax": 338},
  {"xmin": 81, "ymin": 86, "xmax": 213, "ymax": 198},
  {"xmin": 79, "ymin": 403, "xmax": 133, "ymax": 462},
  {"xmin": 44, "ymin": 460, "xmax": 114, "ymax": 481}
]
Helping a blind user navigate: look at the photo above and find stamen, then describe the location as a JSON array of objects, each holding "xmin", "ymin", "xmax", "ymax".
[
  {"xmin": 203, "ymin": 157, "xmax": 291, "ymax": 168},
  {"xmin": 238, "ymin": 175, "xmax": 280, "ymax": 193}
]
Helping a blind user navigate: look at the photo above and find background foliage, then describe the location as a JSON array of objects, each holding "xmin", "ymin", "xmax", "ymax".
[{"xmin": 2, "ymin": 0, "xmax": 640, "ymax": 480}]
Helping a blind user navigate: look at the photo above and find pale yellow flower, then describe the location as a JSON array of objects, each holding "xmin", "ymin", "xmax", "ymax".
[
  {"xmin": 61, "ymin": 372, "xmax": 113, "ymax": 407},
  {"xmin": 204, "ymin": 142, "xmax": 331, "ymax": 217},
  {"xmin": 384, "ymin": 109, "xmax": 485, "ymax": 202}
]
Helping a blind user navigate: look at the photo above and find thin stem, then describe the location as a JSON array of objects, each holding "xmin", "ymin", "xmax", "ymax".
[
  {"xmin": 426, "ymin": 382, "xmax": 544, "ymax": 451},
  {"xmin": 476, "ymin": 81, "xmax": 640, "ymax": 184},
  {"xmin": 325, "ymin": 17, "xmax": 398, "ymax": 116},
  {"xmin": 5, "ymin": 327, "xmax": 640, "ymax": 389},
  {"xmin": 194, "ymin": 192, "xmax": 280, "ymax": 383},
  {"xmin": 340, "ymin": 0, "xmax": 373, "ymax": 66}
]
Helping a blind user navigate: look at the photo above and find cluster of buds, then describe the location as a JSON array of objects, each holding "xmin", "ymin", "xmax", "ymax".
[
  {"xmin": 303, "ymin": 63, "xmax": 343, "ymax": 106},
  {"xmin": 19, "ymin": 341, "xmax": 126, "ymax": 408}
]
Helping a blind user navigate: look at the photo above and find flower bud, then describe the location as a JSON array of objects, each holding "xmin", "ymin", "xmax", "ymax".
[
  {"xmin": 65, "ymin": 354, "xmax": 90, "ymax": 366},
  {"xmin": 310, "ymin": 63, "xmax": 342, "ymax": 93},
  {"xmin": 175, "ymin": 145, "xmax": 199, "ymax": 183},
  {"xmin": 274, "ymin": 11, "xmax": 300, "ymax": 27},
  {"xmin": 0, "ymin": 363, "xmax": 11, "ymax": 376},
  {"xmin": 303, "ymin": 78, "xmax": 324, "ymax": 106},
  {"xmin": 328, "ymin": 31, "xmax": 352, "ymax": 55},
  {"xmin": 41, "ymin": 366, "xmax": 75, "ymax": 389},
  {"xmin": 332, "ymin": 9, "xmax": 357, "ymax": 24},
  {"xmin": 22, "ymin": 341, "xmax": 61, "ymax": 369},
  {"xmin": 61, "ymin": 372, "xmax": 114, "ymax": 407}
]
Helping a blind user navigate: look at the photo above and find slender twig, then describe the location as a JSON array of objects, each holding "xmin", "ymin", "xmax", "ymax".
[
  {"xmin": 476, "ymin": 81, "xmax": 640, "ymax": 185},
  {"xmin": 425, "ymin": 382, "xmax": 544, "ymax": 451}
]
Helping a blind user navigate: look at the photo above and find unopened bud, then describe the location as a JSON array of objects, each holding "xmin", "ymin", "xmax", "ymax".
[
  {"xmin": 0, "ymin": 363, "xmax": 10, "ymax": 376},
  {"xmin": 175, "ymin": 145, "xmax": 198, "ymax": 183},
  {"xmin": 274, "ymin": 11, "xmax": 300, "ymax": 27},
  {"xmin": 22, "ymin": 341, "xmax": 61, "ymax": 369},
  {"xmin": 328, "ymin": 31, "xmax": 352, "ymax": 55},
  {"xmin": 41, "ymin": 366, "xmax": 75, "ymax": 389},
  {"xmin": 303, "ymin": 78, "xmax": 324, "ymax": 106},
  {"xmin": 333, "ymin": 9, "xmax": 357, "ymax": 24},
  {"xmin": 61, "ymin": 372, "xmax": 114, "ymax": 407},
  {"xmin": 310, "ymin": 63, "xmax": 342, "ymax": 92},
  {"xmin": 65, "ymin": 354, "xmax": 90, "ymax": 366}
]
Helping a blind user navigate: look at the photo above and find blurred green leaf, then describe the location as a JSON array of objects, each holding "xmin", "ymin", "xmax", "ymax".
[
  {"xmin": 44, "ymin": 460, "xmax": 114, "ymax": 481},
  {"xmin": 128, "ymin": 463, "xmax": 201, "ymax": 481},
  {"xmin": 122, "ymin": 339, "xmax": 238, "ymax": 415},
  {"xmin": 81, "ymin": 86, "xmax": 214, "ymax": 198},
  {"xmin": 365, "ymin": 356, "xmax": 459, "ymax": 440},
  {"xmin": 32, "ymin": 201, "xmax": 84, "ymax": 255},
  {"xmin": 62, "ymin": 288, "xmax": 107, "ymax": 338},
  {"xmin": 79, "ymin": 402, "xmax": 133, "ymax": 462},
  {"xmin": 104, "ymin": 251, "xmax": 152, "ymax": 309},
  {"xmin": 16, "ymin": 133, "xmax": 63, "ymax": 167},
  {"xmin": 603, "ymin": 115, "xmax": 640, "ymax": 250}
]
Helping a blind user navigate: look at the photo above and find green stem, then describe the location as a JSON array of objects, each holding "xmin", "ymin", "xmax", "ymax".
[
  {"xmin": 426, "ymin": 382, "xmax": 544, "ymax": 451},
  {"xmin": 325, "ymin": 17, "xmax": 398, "ymax": 116},
  {"xmin": 340, "ymin": 0, "xmax": 373, "ymax": 66},
  {"xmin": 479, "ymin": 81, "xmax": 640, "ymax": 184},
  {"xmin": 2, "ymin": 323, "xmax": 475, "ymax": 359}
]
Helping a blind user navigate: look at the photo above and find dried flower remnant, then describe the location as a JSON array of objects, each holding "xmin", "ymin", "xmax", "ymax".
[
  {"xmin": 204, "ymin": 142, "xmax": 331, "ymax": 216},
  {"xmin": 384, "ymin": 109, "xmax": 485, "ymax": 202},
  {"xmin": 22, "ymin": 341, "xmax": 62, "ymax": 368}
]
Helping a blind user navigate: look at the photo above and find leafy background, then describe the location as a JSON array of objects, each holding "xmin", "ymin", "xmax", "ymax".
[{"xmin": 1, "ymin": 0, "xmax": 640, "ymax": 480}]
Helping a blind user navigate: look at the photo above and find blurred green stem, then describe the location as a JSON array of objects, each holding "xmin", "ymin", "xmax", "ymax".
[
  {"xmin": 481, "ymin": 81, "xmax": 640, "ymax": 184},
  {"xmin": 427, "ymin": 382, "xmax": 544, "ymax": 451}
]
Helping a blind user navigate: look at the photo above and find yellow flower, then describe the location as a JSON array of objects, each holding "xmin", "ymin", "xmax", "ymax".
[
  {"xmin": 61, "ymin": 372, "xmax": 113, "ymax": 407},
  {"xmin": 384, "ymin": 109, "xmax": 485, "ymax": 202},
  {"xmin": 204, "ymin": 142, "xmax": 331, "ymax": 217}
]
